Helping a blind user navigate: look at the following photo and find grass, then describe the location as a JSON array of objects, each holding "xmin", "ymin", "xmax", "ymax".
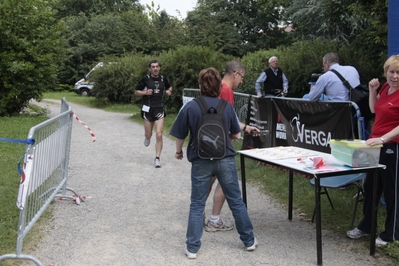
[
  {"xmin": 1, "ymin": 91, "xmax": 398, "ymax": 264},
  {"xmin": 0, "ymin": 115, "xmax": 48, "ymax": 264}
]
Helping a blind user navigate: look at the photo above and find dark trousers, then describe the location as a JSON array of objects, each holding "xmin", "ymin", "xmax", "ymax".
[{"xmin": 358, "ymin": 143, "xmax": 399, "ymax": 242}]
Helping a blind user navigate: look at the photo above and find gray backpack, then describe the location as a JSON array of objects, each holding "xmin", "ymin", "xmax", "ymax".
[{"xmin": 194, "ymin": 96, "xmax": 228, "ymax": 160}]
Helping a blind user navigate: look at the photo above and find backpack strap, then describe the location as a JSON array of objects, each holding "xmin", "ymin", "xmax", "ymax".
[
  {"xmin": 330, "ymin": 69, "xmax": 353, "ymax": 90},
  {"xmin": 215, "ymin": 98, "xmax": 228, "ymax": 115},
  {"xmin": 194, "ymin": 96, "xmax": 228, "ymax": 115},
  {"xmin": 193, "ymin": 96, "xmax": 209, "ymax": 115}
]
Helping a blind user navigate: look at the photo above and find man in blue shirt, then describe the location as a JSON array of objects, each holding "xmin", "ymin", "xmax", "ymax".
[
  {"xmin": 307, "ymin": 52, "xmax": 360, "ymax": 101},
  {"xmin": 255, "ymin": 56, "xmax": 289, "ymax": 97}
]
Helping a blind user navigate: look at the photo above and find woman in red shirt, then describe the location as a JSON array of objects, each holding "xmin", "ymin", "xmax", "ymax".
[{"xmin": 347, "ymin": 55, "xmax": 399, "ymax": 247}]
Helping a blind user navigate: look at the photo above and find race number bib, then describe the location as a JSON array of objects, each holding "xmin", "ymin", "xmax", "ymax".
[{"xmin": 142, "ymin": 105, "xmax": 150, "ymax": 112}]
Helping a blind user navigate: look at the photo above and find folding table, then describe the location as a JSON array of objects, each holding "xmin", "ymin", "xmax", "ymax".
[{"xmin": 237, "ymin": 147, "xmax": 385, "ymax": 265}]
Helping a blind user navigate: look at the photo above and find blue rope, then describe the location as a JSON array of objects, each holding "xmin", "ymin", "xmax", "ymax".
[
  {"xmin": 0, "ymin": 138, "xmax": 35, "ymax": 175},
  {"xmin": 0, "ymin": 137, "xmax": 35, "ymax": 145}
]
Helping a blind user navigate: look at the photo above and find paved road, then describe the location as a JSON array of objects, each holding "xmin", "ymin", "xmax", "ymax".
[{"xmin": 23, "ymin": 99, "xmax": 391, "ymax": 266}]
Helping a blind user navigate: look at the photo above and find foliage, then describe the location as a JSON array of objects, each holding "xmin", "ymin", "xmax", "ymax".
[
  {"xmin": 286, "ymin": 0, "xmax": 365, "ymax": 43},
  {"xmin": 91, "ymin": 53, "xmax": 150, "ymax": 104},
  {"xmin": 0, "ymin": 0, "xmax": 65, "ymax": 116},
  {"xmin": 58, "ymin": 10, "xmax": 152, "ymax": 85},
  {"xmin": 158, "ymin": 45, "xmax": 233, "ymax": 112},
  {"xmin": 58, "ymin": 7, "xmax": 187, "ymax": 86},
  {"xmin": 185, "ymin": 0, "xmax": 292, "ymax": 57},
  {"xmin": 285, "ymin": 0, "xmax": 388, "ymax": 81},
  {"xmin": 53, "ymin": 0, "xmax": 143, "ymax": 18},
  {"xmin": 91, "ymin": 46, "xmax": 233, "ymax": 113}
]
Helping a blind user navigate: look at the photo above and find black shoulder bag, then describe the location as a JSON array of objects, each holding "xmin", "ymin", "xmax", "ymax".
[{"xmin": 330, "ymin": 69, "xmax": 373, "ymax": 120}]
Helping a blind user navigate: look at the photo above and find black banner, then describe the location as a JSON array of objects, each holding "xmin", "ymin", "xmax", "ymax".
[
  {"xmin": 242, "ymin": 97, "xmax": 273, "ymax": 150},
  {"xmin": 242, "ymin": 97, "xmax": 353, "ymax": 153}
]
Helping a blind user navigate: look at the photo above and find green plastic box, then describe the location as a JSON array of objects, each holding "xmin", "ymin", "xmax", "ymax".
[{"xmin": 329, "ymin": 139, "xmax": 382, "ymax": 167}]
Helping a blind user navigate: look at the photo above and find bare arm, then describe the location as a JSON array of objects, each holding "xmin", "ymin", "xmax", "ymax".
[
  {"xmin": 135, "ymin": 89, "xmax": 153, "ymax": 96},
  {"xmin": 366, "ymin": 125, "xmax": 399, "ymax": 146},
  {"xmin": 368, "ymin": 78, "xmax": 380, "ymax": 113},
  {"xmin": 230, "ymin": 132, "xmax": 241, "ymax": 140},
  {"xmin": 174, "ymin": 138, "xmax": 184, "ymax": 160},
  {"xmin": 240, "ymin": 122, "xmax": 260, "ymax": 135},
  {"xmin": 165, "ymin": 86, "xmax": 173, "ymax": 96}
]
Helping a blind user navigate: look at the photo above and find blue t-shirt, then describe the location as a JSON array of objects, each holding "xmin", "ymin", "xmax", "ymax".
[{"xmin": 170, "ymin": 96, "xmax": 241, "ymax": 162}]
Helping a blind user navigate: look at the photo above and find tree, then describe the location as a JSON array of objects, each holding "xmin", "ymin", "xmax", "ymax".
[
  {"xmin": 0, "ymin": 0, "xmax": 64, "ymax": 116},
  {"xmin": 54, "ymin": 0, "xmax": 142, "ymax": 18},
  {"xmin": 286, "ymin": 0, "xmax": 387, "ymax": 46},
  {"xmin": 185, "ymin": 0, "xmax": 292, "ymax": 57},
  {"xmin": 58, "ymin": 10, "xmax": 152, "ymax": 85},
  {"xmin": 285, "ymin": 0, "xmax": 388, "ymax": 82}
]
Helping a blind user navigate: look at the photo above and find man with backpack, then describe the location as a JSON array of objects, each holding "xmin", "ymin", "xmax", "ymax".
[
  {"xmin": 170, "ymin": 67, "xmax": 257, "ymax": 259},
  {"xmin": 135, "ymin": 60, "xmax": 172, "ymax": 168}
]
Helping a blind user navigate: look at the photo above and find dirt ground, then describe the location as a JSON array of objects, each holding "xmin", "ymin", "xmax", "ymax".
[{"xmin": 19, "ymin": 99, "xmax": 393, "ymax": 266}]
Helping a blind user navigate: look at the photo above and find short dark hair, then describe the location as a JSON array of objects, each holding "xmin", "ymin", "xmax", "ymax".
[
  {"xmin": 148, "ymin": 60, "xmax": 159, "ymax": 68},
  {"xmin": 224, "ymin": 60, "xmax": 245, "ymax": 75},
  {"xmin": 323, "ymin": 53, "xmax": 339, "ymax": 64},
  {"xmin": 198, "ymin": 68, "xmax": 221, "ymax": 97}
]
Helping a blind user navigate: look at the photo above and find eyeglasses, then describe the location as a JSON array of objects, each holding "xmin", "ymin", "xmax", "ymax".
[{"xmin": 236, "ymin": 72, "xmax": 244, "ymax": 80}]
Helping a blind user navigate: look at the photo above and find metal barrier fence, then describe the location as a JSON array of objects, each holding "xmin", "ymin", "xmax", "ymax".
[
  {"xmin": 0, "ymin": 98, "xmax": 80, "ymax": 266},
  {"xmin": 182, "ymin": 88, "xmax": 250, "ymax": 123},
  {"xmin": 182, "ymin": 88, "xmax": 365, "ymax": 139}
]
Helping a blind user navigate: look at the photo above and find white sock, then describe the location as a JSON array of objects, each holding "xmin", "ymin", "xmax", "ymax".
[{"xmin": 210, "ymin": 215, "xmax": 219, "ymax": 223}]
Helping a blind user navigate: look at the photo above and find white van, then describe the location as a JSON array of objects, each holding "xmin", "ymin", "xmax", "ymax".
[{"xmin": 73, "ymin": 62, "xmax": 104, "ymax": 96}]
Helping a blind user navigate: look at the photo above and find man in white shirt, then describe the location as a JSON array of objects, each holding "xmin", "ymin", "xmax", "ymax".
[{"xmin": 307, "ymin": 52, "xmax": 360, "ymax": 101}]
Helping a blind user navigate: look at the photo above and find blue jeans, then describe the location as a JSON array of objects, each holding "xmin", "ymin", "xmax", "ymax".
[{"xmin": 186, "ymin": 156, "xmax": 255, "ymax": 253}]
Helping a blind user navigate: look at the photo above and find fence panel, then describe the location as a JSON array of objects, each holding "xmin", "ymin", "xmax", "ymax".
[
  {"xmin": 182, "ymin": 88, "xmax": 251, "ymax": 123},
  {"xmin": 0, "ymin": 98, "xmax": 79, "ymax": 266}
]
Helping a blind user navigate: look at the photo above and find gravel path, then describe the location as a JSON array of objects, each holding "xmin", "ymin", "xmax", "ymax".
[{"xmin": 24, "ymin": 99, "xmax": 391, "ymax": 266}]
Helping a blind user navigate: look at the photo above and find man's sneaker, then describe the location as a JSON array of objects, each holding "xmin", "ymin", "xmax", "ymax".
[
  {"xmin": 247, "ymin": 237, "xmax": 258, "ymax": 251},
  {"xmin": 376, "ymin": 237, "xmax": 388, "ymax": 247},
  {"xmin": 154, "ymin": 158, "xmax": 161, "ymax": 168},
  {"xmin": 346, "ymin": 228, "xmax": 369, "ymax": 239},
  {"xmin": 144, "ymin": 138, "xmax": 150, "ymax": 147},
  {"xmin": 205, "ymin": 218, "xmax": 234, "ymax": 232},
  {"xmin": 184, "ymin": 247, "xmax": 197, "ymax": 259}
]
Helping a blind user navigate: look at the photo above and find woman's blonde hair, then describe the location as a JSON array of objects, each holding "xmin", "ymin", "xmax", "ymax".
[{"xmin": 383, "ymin": 55, "xmax": 399, "ymax": 76}]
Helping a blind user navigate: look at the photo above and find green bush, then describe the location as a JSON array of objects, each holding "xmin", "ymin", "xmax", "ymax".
[
  {"xmin": 158, "ymin": 45, "xmax": 233, "ymax": 112},
  {"xmin": 0, "ymin": 0, "xmax": 64, "ymax": 116},
  {"xmin": 240, "ymin": 38, "xmax": 346, "ymax": 97},
  {"xmin": 240, "ymin": 38, "xmax": 387, "ymax": 98},
  {"xmin": 91, "ymin": 46, "xmax": 233, "ymax": 113}
]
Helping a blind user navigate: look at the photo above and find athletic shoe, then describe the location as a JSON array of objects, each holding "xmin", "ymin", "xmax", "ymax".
[
  {"xmin": 205, "ymin": 218, "xmax": 234, "ymax": 232},
  {"xmin": 376, "ymin": 237, "xmax": 388, "ymax": 247},
  {"xmin": 346, "ymin": 228, "xmax": 369, "ymax": 239},
  {"xmin": 247, "ymin": 237, "xmax": 258, "ymax": 251},
  {"xmin": 144, "ymin": 138, "xmax": 150, "ymax": 147},
  {"xmin": 154, "ymin": 158, "xmax": 161, "ymax": 168},
  {"xmin": 184, "ymin": 247, "xmax": 197, "ymax": 259}
]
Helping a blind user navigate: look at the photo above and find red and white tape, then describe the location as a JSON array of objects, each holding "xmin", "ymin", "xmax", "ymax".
[{"xmin": 72, "ymin": 112, "xmax": 96, "ymax": 142}]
